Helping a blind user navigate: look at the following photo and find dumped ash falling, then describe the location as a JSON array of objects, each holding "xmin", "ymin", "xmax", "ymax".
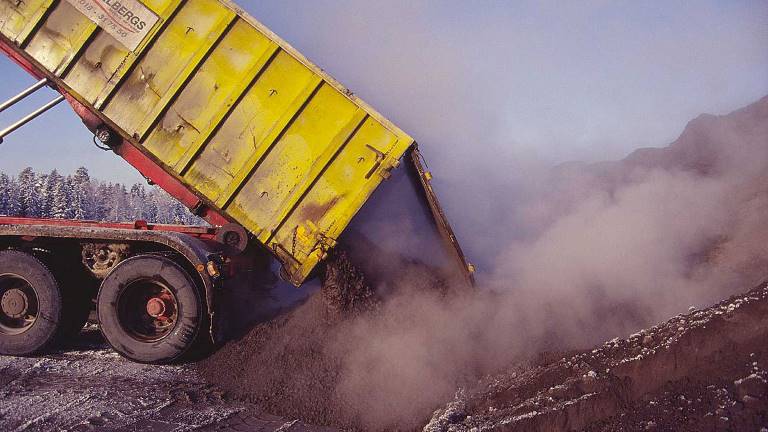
[
  {"xmin": 196, "ymin": 250, "xmax": 370, "ymax": 429},
  {"xmin": 195, "ymin": 160, "xmax": 461, "ymax": 430},
  {"xmin": 196, "ymin": 248, "xmax": 452, "ymax": 430}
]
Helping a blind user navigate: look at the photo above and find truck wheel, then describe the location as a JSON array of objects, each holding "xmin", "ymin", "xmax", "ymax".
[
  {"xmin": 0, "ymin": 250, "xmax": 63, "ymax": 355},
  {"xmin": 97, "ymin": 255, "xmax": 202, "ymax": 364}
]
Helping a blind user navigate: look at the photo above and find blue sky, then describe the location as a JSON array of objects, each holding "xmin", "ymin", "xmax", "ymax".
[{"xmin": 0, "ymin": 0, "xmax": 766, "ymax": 184}]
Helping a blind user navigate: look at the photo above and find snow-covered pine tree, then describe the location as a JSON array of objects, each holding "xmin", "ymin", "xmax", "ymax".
[
  {"xmin": 92, "ymin": 182, "xmax": 112, "ymax": 221},
  {"xmin": 36, "ymin": 173, "xmax": 52, "ymax": 218},
  {"xmin": 6, "ymin": 176, "xmax": 20, "ymax": 217},
  {"xmin": 0, "ymin": 173, "xmax": 11, "ymax": 215},
  {"xmin": 142, "ymin": 187, "xmax": 159, "ymax": 222},
  {"xmin": 17, "ymin": 167, "xmax": 39, "ymax": 217},
  {"xmin": 38, "ymin": 170, "xmax": 64, "ymax": 218},
  {"xmin": 128, "ymin": 184, "xmax": 147, "ymax": 221},
  {"xmin": 107, "ymin": 183, "xmax": 130, "ymax": 222},
  {"xmin": 51, "ymin": 175, "xmax": 73, "ymax": 219},
  {"xmin": 154, "ymin": 187, "xmax": 202, "ymax": 225},
  {"xmin": 149, "ymin": 188, "xmax": 194, "ymax": 224},
  {"xmin": 71, "ymin": 167, "xmax": 92, "ymax": 220},
  {"xmin": 169, "ymin": 198, "xmax": 189, "ymax": 224}
]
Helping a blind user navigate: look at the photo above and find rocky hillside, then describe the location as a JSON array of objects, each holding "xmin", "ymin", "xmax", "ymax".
[{"xmin": 425, "ymin": 282, "xmax": 768, "ymax": 432}]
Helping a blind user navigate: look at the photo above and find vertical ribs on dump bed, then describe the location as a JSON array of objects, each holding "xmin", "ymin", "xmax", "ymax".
[{"xmin": 0, "ymin": 0, "xmax": 417, "ymax": 284}]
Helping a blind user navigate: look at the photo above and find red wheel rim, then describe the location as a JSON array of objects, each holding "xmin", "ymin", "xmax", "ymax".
[{"xmin": 116, "ymin": 278, "xmax": 179, "ymax": 342}]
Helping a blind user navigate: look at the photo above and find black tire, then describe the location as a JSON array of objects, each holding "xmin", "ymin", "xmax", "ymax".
[
  {"xmin": 0, "ymin": 250, "xmax": 63, "ymax": 355},
  {"xmin": 97, "ymin": 255, "xmax": 202, "ymax": 364}
]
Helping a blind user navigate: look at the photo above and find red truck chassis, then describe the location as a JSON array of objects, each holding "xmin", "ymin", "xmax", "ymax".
[{"xmin": 0, "ymin": 215, "xmax": 254, "ymax": 363}]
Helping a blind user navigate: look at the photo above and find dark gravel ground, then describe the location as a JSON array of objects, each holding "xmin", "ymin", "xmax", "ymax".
[{"xmin": 0, "ymin": 325, "xmax": 336, "ymax": 432}]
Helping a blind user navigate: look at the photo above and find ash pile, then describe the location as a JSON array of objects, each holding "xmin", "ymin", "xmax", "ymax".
[{"xmin": 197, "ymin": 244, "xmax": 456, "ymax": 430}]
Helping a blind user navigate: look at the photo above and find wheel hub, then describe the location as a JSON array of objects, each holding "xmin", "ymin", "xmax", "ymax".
[
  {"xmin": 146, "ymin": 297, "xmax": 168, "ymax": 318},
  {"xmin": 1, "ymin": 288, "xmax": 28, "ymax": 318},
  {"xmin": 117, "ymin": 280, "xmax": 179, "ymax": 342}
]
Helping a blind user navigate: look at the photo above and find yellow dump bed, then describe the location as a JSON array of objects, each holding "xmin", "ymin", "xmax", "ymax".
[{"xmin": 0, "ymin": 0, "xmax": 415, "ymax": 284}]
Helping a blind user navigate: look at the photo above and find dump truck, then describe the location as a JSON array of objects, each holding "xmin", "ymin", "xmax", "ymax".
[{"xmin": 0, "ymin": 0, "xmax": 473, "ymax": 363}]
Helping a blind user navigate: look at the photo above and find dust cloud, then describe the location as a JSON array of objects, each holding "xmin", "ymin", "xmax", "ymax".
[{"xmin": 325, "ymin": 97, "xmax": 768, "ymax": 430}]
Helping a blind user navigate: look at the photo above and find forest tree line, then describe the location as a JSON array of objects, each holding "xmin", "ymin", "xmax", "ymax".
[{"xmin": 0, "ymin": 167, "xmax": 203, "ymax": 225}]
